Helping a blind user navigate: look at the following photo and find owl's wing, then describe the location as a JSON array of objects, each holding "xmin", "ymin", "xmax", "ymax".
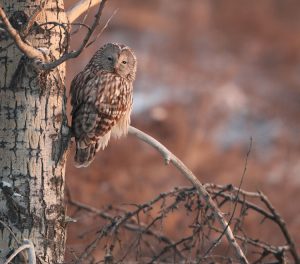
[
  {"xmin": 71, "ymin": 71, "xmax": 132, "ymax": 141},
  {"xmin": 70, "ymin": 69, "xmax": 94, "ymax": 115}
]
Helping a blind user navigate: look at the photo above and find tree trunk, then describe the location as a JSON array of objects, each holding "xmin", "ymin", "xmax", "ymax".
[{"xmin": 0, "ymin": 0, "xmax": 69, "ymax": 263}]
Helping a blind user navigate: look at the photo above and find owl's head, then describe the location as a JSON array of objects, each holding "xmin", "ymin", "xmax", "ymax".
[{"xmin": 88, "ymin": 43, "xmax": 137, "ymax": 81}]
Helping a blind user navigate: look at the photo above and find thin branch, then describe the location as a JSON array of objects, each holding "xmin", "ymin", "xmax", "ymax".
[
  {"xmin": 1, "ymin": 1, "xmax": 108, "ymax": 71},
  {"xmin": 69, "ymin": 199, "xmax": 185, "ymax": 259},
  {"xmin": 36, "ymin": 0, "xmax": 107, "ymax": 70},
  {"xmin": 70, "ymin": 22, "xmax": 91, "ymax": 34},
  {"xmin": 4, "ymin": 239, "xmax": 36, "ymax": 264},
  {"xmin": 259, "ymin": 192, "xmax": 300, "ymax": 263},
  {"xmin": 208, "ymin": 190, "xmax": 275, "ymax": 220},
  {"xmin": 74, "ymin": 188, "xmax": 189, "ymax": 262},
  {"xmin": 70, "ymin": 0, "xmax": 92, "ymax": 36},
  {"xmin": 68, "ymin": 183, "xmax": 297, "ymax": 262},
  {"xmin": 85, "ymin": 8, "xmax": 118, "ymax": 48},
  {"xmin": 148, "ymin": 235, "xmax": 193, "ymax": 264},
  {"xmin": 0, "ymin": 5, "xmax": 44, "ymax": 60},
  {"xmin": 210, "ymin": 225, "xmax": 289, "ymax": 255},
  {"xmin": 128, "ymin": 126, "xmax": 249, "ymax": 264},
  {"xmin": 23, "ymin": 0, "xmax": 48, "ymax": 36},
  {"xmin": 205, "ymin": 183, "xmax": 263, "ymax": 198},
  {"xmin": 203, "ymin": 137, "xmax": 252, "ymax": 257},
  {"xmin": 31, "ymin": 22, "xmax": 70, "ymax": 54},
  {"xmin": 206, "ymin": 182, "xmax": 300, "ymax": 262},
  {"xmin": 0, "ymin": 220, "xmax": 28, "ymax": 262},
  {"xmin": 67, "ymin": 0, "xmax": 102, "ymax": 23},
  {"xmin": 0, "ymin": 220, "xmax": 20, "ymax": 245}
]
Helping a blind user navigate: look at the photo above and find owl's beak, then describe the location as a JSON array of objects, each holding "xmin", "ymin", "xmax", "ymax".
[{"xmin": 113, "ymin": 62, "xmax": 119, "ymax": 73}]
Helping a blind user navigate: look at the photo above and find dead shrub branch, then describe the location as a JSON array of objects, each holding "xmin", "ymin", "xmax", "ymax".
[{"xmin": 66, "ymin": 127, "xmax": 299, "ymax": 263}]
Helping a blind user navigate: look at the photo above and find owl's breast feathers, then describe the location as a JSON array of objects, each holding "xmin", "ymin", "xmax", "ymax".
[{"xmin": 71, "ymin": 70, "xmax": 133, "ymax": 141}]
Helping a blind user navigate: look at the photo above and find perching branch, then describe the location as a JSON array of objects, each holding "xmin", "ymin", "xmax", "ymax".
[
  {"xmin": 127, "ymin": 126, "xmax": 249, "ymax": 264},
  {"xmin": 67, "ymin": 0, "xmax": 102, "ymax": 23},
  {"xmin": 0, "ymin": 5, "xmax": 44, "ymax": 60}
]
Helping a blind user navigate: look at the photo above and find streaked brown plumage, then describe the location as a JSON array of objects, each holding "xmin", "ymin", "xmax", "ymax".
[{"xmin": 71, "ymin": 43, "xmax": 137, "ymax": 167}]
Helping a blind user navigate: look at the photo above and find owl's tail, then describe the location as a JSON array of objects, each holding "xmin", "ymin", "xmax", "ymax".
[
  {"xmin": 74, "ymin": 141, "xmax": 97, "ymax": 168},
  {"xmin": 74, "ymin": 132, "xmax": 111, "ymax": 168}
]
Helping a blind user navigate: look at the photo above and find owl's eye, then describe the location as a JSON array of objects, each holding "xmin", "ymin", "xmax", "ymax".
[
  {"xmin": 107, "ymin": 56, "xmax": 113, "ymax": 61},
  {"xmin": 122, "ymin": 60, "xmax": 127, "ymax": 64}
]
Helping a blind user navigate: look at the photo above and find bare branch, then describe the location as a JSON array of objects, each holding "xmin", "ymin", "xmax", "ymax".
[
  {"xmin": 203, "ymin": 137, "xmax": 252, "ymax": 257},
  {"xmin": 0, "ymin": 220, "xmax": 20, "ymax": 245},
  {"xmin": 23, "ymin": 1, "xmax": 47, "ymax": 36},
  {"xmin": 259, "ymin": 192, "xmax": 300, "ymax": 263},
  {"xmin": 70, "ymin": 0, "xmax": 93, "ymax": 36},
  {"xmin": 69, "ymin": 199, "xmax": 185, "ymax": 259},
  {"xmin": 4, "ymin": 239, "xmax": 36, "ymax": 264},
  {"xmin": 68, "ymin": 182, "xmax": 297, "ymax": 263},
  {"xmin": 0, "ymin": 219, "xmax": 28, "ymax": 262},
  {"xmin": 73, "ymin": 188, "xmax": 190, "ymax": 262},
  {"xmin": 36, "ymin": 0, "xmax": 107, "ymax": 70},
  {"xmin": 128, "ymin": 126, "xmax": 249, "ymax": 264},
  {"xmin": 0, "ymin": 5, "xmax": 44, "ymax": 60},
  {"xmin": 85, "ymin": 8, "xmax": 118, "ymax": 48},
  {"xmin": 1, "ymin": 0, "xmax": 108, "ymax": 71},
  {"xmin": 67, "ymin": 0, "xmax": 102, "ymax": 23}
]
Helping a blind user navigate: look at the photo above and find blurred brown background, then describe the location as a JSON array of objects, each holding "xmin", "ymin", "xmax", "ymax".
[{"xmin": 64, "ymin": 0, "xmax": 300, "ymax": 260}]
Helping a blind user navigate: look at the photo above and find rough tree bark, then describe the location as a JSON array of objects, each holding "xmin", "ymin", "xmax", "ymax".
[{"xmin": 0, "ymin": 0, "xmax": 69, "ymax": 263}]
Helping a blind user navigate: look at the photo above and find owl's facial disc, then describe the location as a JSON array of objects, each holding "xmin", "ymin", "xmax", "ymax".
[
  {"xmin": 90, "ymin": 43, "xmax": 136, "ymax": 81},
  {"xmin": 114, "ymin": 50, "xmax": 135, "ymax": 79}
]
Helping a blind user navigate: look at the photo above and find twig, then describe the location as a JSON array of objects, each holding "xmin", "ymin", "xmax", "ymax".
[
  {"xmin": 0, "ymin": 1, "xmax": 108, "ymax": 71},
  {"xmin": 23, "ymin": 0, "xmax": 48, "ymax": 36},
  {"xmin": 31, "ymin": 21, "xmax": 70, "ymax": 54},
  {"xmin": 210, "ymin": 225, "xmax": 289, "ymax": 255},
  {"xmin": 203, "ymin": 137, "xmax": 252, "ymax": 257},
  {"xmin": 0, "ymin": 220, "xmax": 28, "ymax": 262},
  {"xmin": 0, "ymin": 5, "xmax": 44, "ymax": 60},
  {"xmin": 0, "ymin": 220, "xmax": 20, "ymax": 245},
  {"xmin": 128, "ymin": 126, "xmax": 249, "ymax": 264},
  {"xmin": 259, "ymin": 192, "xmax": 300, "ymax": 263},
  {"xmin": 4, "ymin": 239, "xmax": 36, "ymax": 264},
  {"xmin": 207, "ymin": 182, "xmax": 300, "ymax": 262},
  {"xmin": 67, "ymin": 0, "xmax": 103, "ymax": 23},
  {"xmin": 68, "ymin": 183, "xmax": 297, "ymax": 262},
  {"xmin": 148, "ymin": 235, "xmax": 193, "ymax": 264},
  {"xmin": 208, "ymin": 190, "xmax": 275, "ymax": 220},
  {"xmin": 36, "ymin": 0, "xmax": 107, "ymax": 70},
  {"xmin": 70, "ymin": 22, "xmax": 91, "ymax": 34},
  {"xmin": 74, "ymin": 188, "xmax": 190, "ymax": 262},
  {"xmin": 85, "ymin": 8, "xmax": 118, "ymax": 48},
  {"xmin": 69, "ymin": 198, "xmax": 184, "ymax": 259},
  {"xmin": 70, "ymin": 0, "xmax": 92, "ymax": 36}
]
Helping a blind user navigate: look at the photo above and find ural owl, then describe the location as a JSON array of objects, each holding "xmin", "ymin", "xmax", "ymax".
[{"xmin": 70, "ymin": 43, "xmax": 137, "ymax": 168}]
